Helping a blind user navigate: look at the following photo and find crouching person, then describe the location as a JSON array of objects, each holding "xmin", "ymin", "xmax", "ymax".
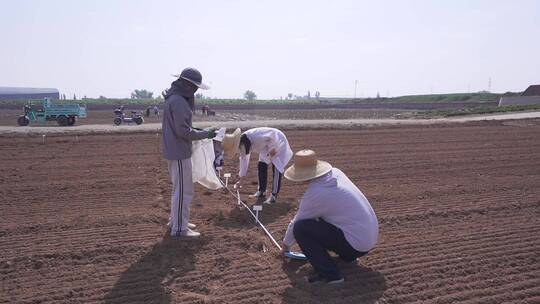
[{"xmin": 282, "ymin": 150, "xmax": 379, "ymax": 284}]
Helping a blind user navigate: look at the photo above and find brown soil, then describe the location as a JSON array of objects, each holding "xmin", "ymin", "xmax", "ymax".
[{"xmin": 1, "ymin": 122, "xmax": 539, "ymax": 303}]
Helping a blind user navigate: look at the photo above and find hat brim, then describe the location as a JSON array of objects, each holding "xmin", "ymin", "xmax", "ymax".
[
  {"xmin": 223, "ymin": 128, "xmax": 241, "ymax": 158},
  {"xmin": 172, "ymin": 74, "xmax": 210, "ymax": 90},
  {"xmin": 284, "ymin": 160, "xmax": 332, "ymax": 182}
]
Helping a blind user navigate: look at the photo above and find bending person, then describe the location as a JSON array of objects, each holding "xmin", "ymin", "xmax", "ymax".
[
  {"xmin": 282, "ymin": 150, "xmax": 379, "ymax": 284},
  {"xmin": 223, "ymin": 127, "xmax": 293, "ymax": 204},
  {"xmin": 162, "ymin": 67, "xmax": 216, "ymax": 237}
]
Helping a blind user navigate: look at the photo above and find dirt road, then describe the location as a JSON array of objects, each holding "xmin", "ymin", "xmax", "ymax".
[{"xmin": 1, "ymin": 111, "xmax": 539, "ymax": 135}]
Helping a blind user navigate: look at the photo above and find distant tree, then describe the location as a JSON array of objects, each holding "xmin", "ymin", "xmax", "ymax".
[
  {"xmin": 244, "ymin": 90, "xmax": 257, "ymax": 101},
  {"xmin": 315, "ymin": 91, "xmax": 320, "ymax": 99},
  {"xmin": 376, "ymin": 92, "xmax": 380, "ymax": 98},
  {"xmin": 73, "ymin": 94, "xmax": 77, "ymax": 100},
  {"xmin": 99, "ymin": 95, "xmax": 107, "ymax": 99},
  {"xmin": 131, "ymin": 89, "xmax": 154, "ymax": 99},
  {"xmin": 307, "ymin": 90, "xmax": 311, "ymax": 99},
  {"xmin": 195, "ymin": 93, "xmax": 205, "ymax": 99},
  {"xmin": 287, "ymin": 93, "xmax": 293, "ymax": 100}
]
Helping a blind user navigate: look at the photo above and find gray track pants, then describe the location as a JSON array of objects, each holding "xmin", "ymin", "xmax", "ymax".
[{"xmin": 167, "ymin": 158, "xmax": 194, "ymax": 235}]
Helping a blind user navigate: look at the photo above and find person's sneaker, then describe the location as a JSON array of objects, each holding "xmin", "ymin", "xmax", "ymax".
[
  {"xmin": 327, "ymin": 277, "xmax": 345, "ymax": 284},
  {"xmin": 263, "ymin": 194, "xmax": 277, "ymax": 204},
  {"xmin": 249, "ymin": 190, "xmax": 266, "ymax": 198},
  {"xmin": 167, "ymin": 221, "xmax": 196, "ymax": 229},
  {"xmin": 176, "ymin": 228, "xmax": 201, "ymax": 237},
  {"xmin": 306, "ymin": 274, "xmax": 344, "ymax": 284}
]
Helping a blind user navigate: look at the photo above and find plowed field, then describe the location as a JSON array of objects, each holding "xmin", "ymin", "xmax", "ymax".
[{"xmin": 1, "ymin": 120, "xmax": 539, "ymax": 303}]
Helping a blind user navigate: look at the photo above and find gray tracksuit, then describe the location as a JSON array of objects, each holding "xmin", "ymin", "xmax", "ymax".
[
  {"xmin": 162, "ymin": 93, "xmax": 209, "ymax": 160},
  {"xmin": 161, "ymin": 88, "xmax": 209, "ymax": 235}
]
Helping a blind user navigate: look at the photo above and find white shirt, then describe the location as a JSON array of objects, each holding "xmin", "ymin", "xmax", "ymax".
[
  {"xmin": 283, "ymin": 168, "xmax": 379, "ymax": 252},
  {"xmin": 238, "ymin": 127, "xmax": 293, "ymax": 177}
]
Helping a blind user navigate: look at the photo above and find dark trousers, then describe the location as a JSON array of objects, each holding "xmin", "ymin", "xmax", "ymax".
[
  {"xmin": 293, "ymin": 219, "xmax": 368, "ymax": 280},
  {"xmin": 257, "ymin": 161, "xmax": 282, "ymax": 196}
]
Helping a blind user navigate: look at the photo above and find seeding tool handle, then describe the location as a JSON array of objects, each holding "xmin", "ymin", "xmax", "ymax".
[{"xmin": 220, "ymin": 179, "xmax": 282, "ymax": 251}]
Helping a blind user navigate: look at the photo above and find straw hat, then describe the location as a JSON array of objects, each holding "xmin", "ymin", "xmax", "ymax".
[
  {"xmin": 222, "ymin": 128, "xmax": 241, "ymax": 157},
  {"xmin": 284, "ymin": 150, "xmax": 332, "ymax": 182}
]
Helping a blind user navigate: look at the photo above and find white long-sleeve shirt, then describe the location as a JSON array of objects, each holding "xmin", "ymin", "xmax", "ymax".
[
  {"xmin": 238, "ymin": 127, "xmax": 293, "ymax": 177},
  {"xmin": 283, "ymin": 168, "xmax": 379, "ymax": 252}
]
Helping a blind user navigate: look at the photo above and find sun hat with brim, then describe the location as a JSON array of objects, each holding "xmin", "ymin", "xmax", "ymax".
[
  {"xmin": 284, "ymin": 149, "xmax": 332, "ymax": 182},
  {"xmin": 172, "ymin": 67, "xmax": 210, "ymax": 90},
  {"xmin": 222, "ymin": 128, "xmax": 241, "ymax": 157}
]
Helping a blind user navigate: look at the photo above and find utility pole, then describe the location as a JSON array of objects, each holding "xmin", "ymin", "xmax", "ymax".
[{"xmin": 488, "ymin": 77, "xmax": 492, "ymax": 92}]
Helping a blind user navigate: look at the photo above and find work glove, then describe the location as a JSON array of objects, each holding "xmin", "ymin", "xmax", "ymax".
[{"xmin": 207, "ymin": 128, "xmax": 217, "ymax": 139}]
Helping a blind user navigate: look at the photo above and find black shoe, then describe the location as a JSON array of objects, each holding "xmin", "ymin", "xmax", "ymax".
[
  {"xmin": 341, "ymin": 257, "xmax": 358, "ymax": 264},
  {"xmin": 306, "ymin": 274, "xmax": 344, "ymax": 284}
]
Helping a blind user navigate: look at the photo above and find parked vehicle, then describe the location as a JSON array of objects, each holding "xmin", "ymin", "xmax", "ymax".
[
  {"xmin": 113, "ymin": 108, "xmax": 144, "ymax": 125},
  {"xmin": 17, "ymin": 98, "xmax": 87, "ymax": 126}
]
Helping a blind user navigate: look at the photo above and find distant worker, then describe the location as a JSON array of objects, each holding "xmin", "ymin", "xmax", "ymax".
[
  {"xmin": 153, "ymin": 105, "xmax": 159, "ymax": 117},
  {"xmin": 281, "ymin": 150, "xmax": 379, "ymax": 284},
  {"xmin": 162, "ymin": 67, "xmax": 217, "ymax": 237},
  {"xmin": 202, "ymin": 104, "xmax": 209, "ymax": 115},
  {"xmin": 222, "ymin": 127, "xmax": 293, "ymax": 204},
  {"xmin": 145, "ymin": 106, "xmax": 151, "ymax": 118}
]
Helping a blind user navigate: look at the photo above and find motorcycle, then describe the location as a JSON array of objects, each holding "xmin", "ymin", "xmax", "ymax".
[{"xmin": 113, "ymin": 108, "xmax": 144, "ymax": 125}]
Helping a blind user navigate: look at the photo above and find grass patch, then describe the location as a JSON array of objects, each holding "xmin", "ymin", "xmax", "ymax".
[{"xmin": 416, "ymin": 104, "xmax": 540, "ymax": 118}]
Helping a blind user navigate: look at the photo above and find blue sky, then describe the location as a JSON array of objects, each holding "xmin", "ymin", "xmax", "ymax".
[{"xmin": 1, "ymin": 0, "xmax": 539, "ymax": 99}]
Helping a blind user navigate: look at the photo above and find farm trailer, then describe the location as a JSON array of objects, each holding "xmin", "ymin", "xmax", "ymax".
[{"xmin": 17, "ymin": 98, "xmax": 87, "ymax": 126}]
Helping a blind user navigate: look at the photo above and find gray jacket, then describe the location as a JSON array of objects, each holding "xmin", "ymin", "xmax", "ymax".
[{"xmin": 162, "ymin": 94, "xmax": 209, "ymax": 160}]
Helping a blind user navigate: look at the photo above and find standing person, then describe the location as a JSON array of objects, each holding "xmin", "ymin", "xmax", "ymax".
[
  {"xmin": 153, "ymin": 105, "xmax": 159, "ymax": 117},
  {"xmin": 281, "ymin": 150, "xmax": 379, "ymax": 284},
  {"xmin": 145, "ymin": 106, "xmax": 151, "ymax": 118},
  {"xmin": 162, "ymin": 67, "xmax": 216, "ymax": 237},
  {"xmin": 222, "ymin": 127, "xmax": 293, "ymax": 204}
]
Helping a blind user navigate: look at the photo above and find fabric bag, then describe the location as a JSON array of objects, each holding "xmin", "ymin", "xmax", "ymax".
[{"xmin": 191, "ymin": 139, "xmax": 223, "ymax": 190}]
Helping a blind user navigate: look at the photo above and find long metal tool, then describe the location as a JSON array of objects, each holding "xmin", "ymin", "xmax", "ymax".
[{"xmin": 219, "ymin": 179, "xmax": 282, "ymax": 251}]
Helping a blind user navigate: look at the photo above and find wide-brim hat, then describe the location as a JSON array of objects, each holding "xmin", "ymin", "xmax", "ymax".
[
  {"xmin": 172, "ymin": 67, "xmax": 210, "ymax": 90},
  {"xmin": 284, "ymin": 150, "xmax": 332, "ymax": 182},
  {"xmin": 222, "ymin": 128, "xmax": 241, "ymax": 157}
]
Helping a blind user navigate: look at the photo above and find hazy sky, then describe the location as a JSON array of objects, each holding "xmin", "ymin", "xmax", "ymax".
[{"xmin": 1, "ymin": 0, "xmax": 539, "ymax": 99}]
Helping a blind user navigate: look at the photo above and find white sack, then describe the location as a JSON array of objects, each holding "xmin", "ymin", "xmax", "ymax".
[{"xmin": 191, "ymin": 139, "xmax": 223, "ymax": 190}]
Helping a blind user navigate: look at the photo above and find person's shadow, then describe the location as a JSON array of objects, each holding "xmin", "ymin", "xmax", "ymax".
[
  {"xmin": 280, "ymin": 258, "xmax": 386, "ymax": 303},
  {"xmin": 103, "ymin": 232, "xmax": 209, "ymax": 304}
]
